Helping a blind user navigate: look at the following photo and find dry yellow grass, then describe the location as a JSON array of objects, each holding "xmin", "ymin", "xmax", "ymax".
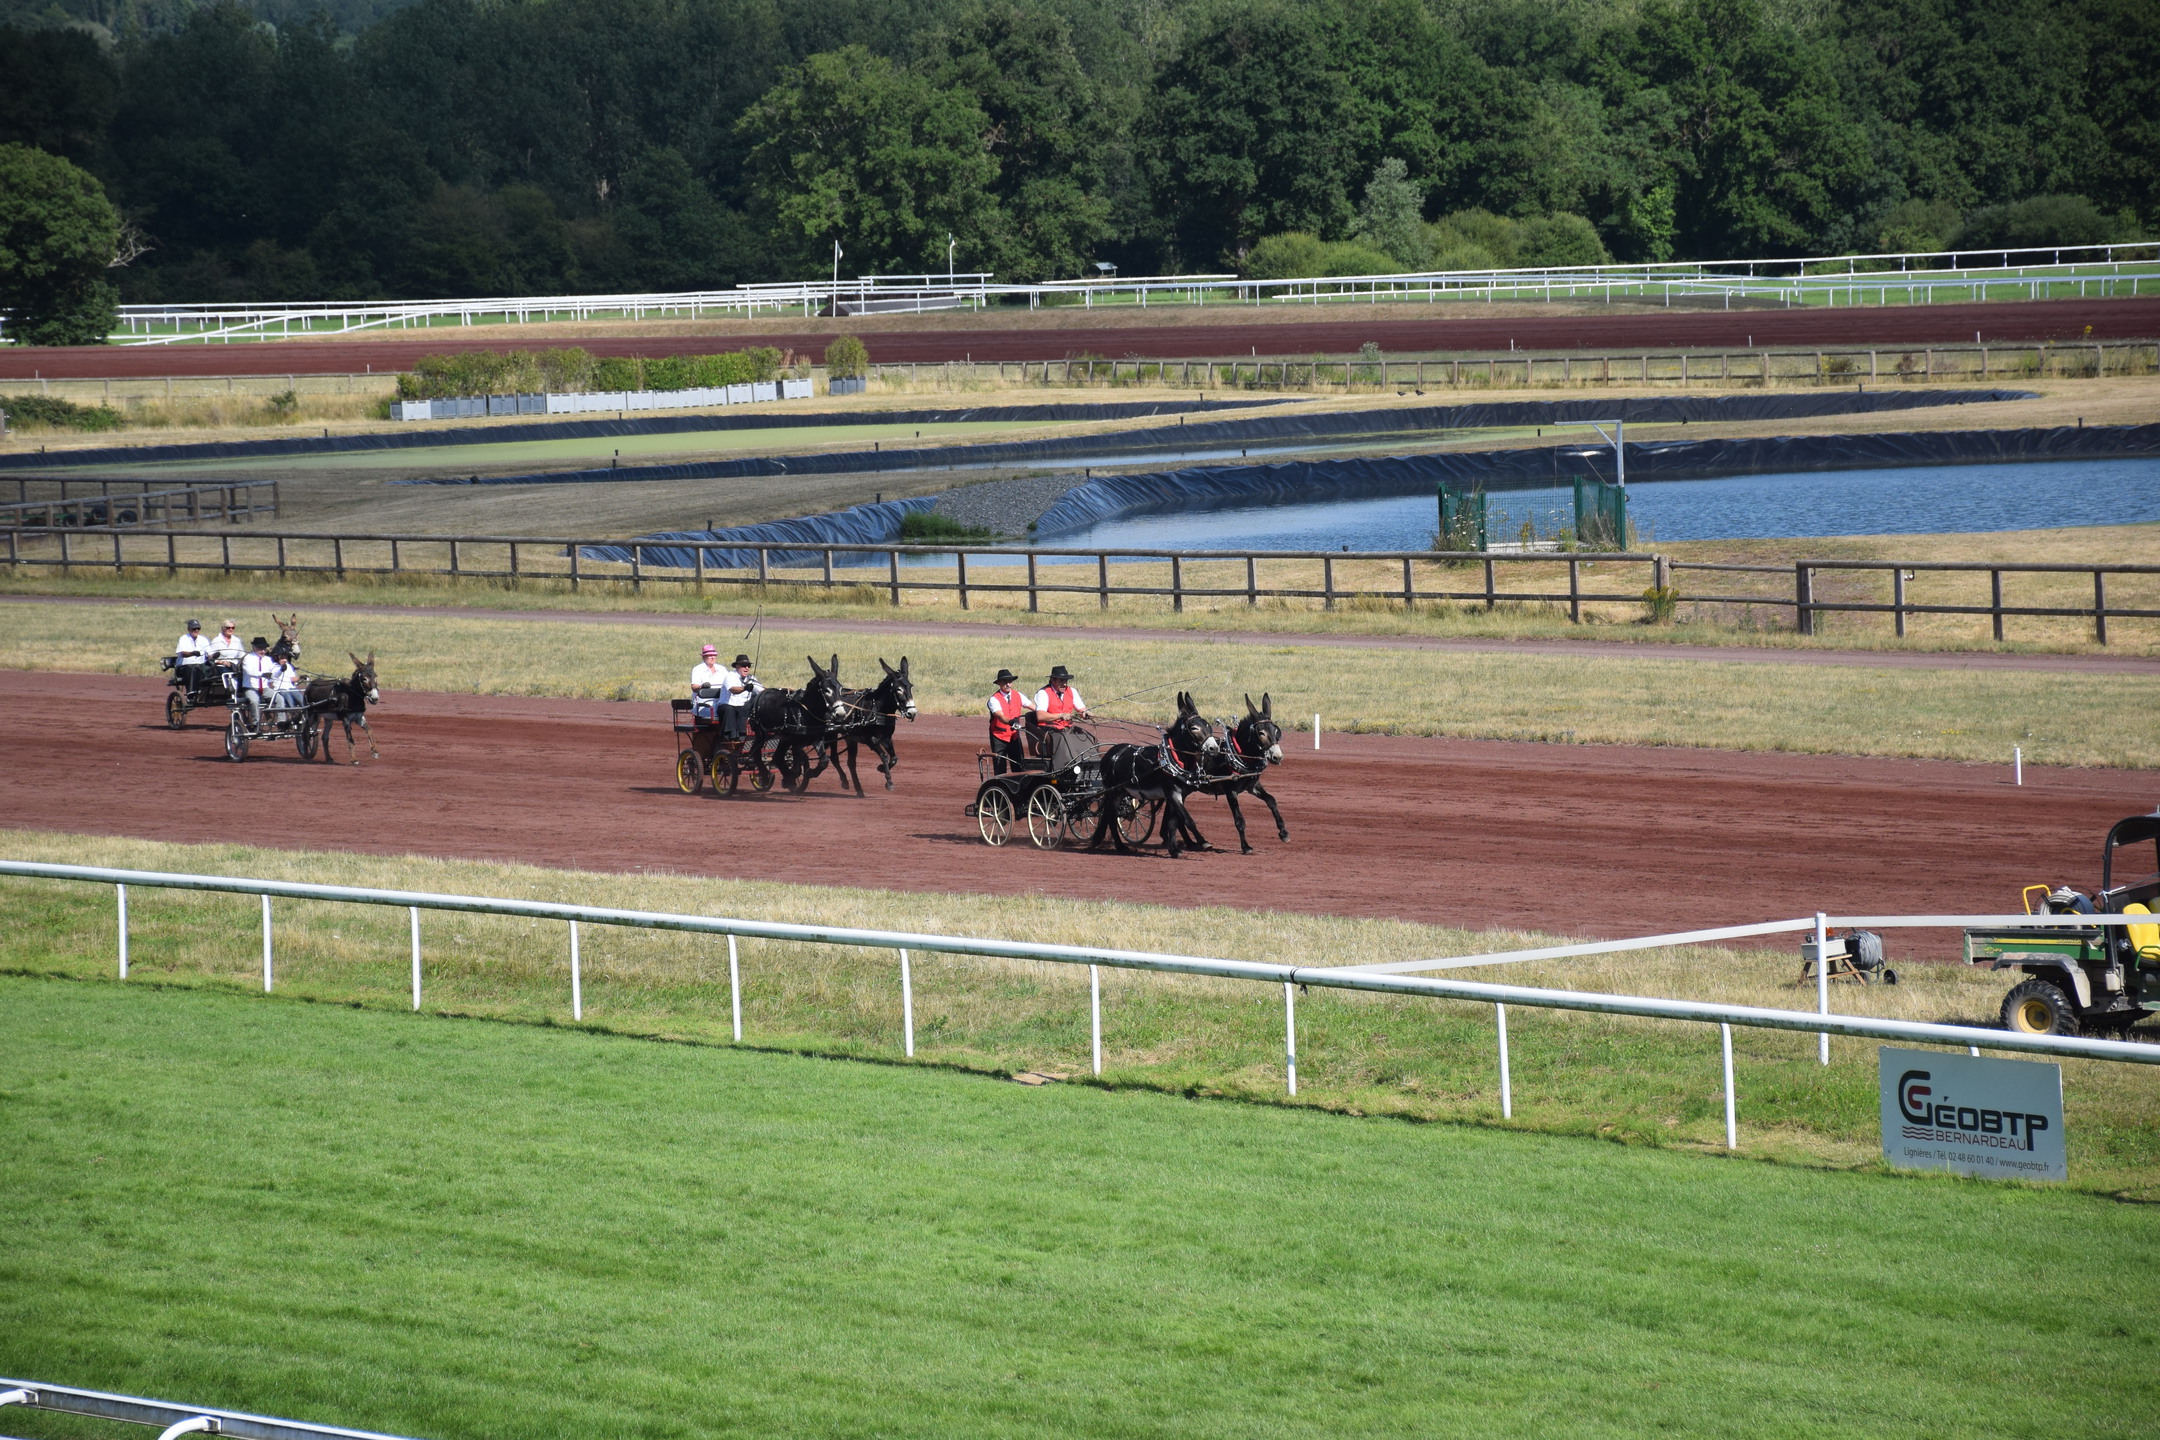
[{"xmin": 1, "ymin": 596, "xmax": 2153, "ymax": 766}]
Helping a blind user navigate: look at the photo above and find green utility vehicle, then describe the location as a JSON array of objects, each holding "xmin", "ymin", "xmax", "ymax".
[{"xmin": 1963, "ymin": 809, "xmax": 2160, "ymax": 1036}]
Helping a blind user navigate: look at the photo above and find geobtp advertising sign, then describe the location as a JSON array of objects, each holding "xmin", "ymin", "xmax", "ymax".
[{"xmin": 1879, "ymin": 1048, "xmax": 2065, "ymax": 1182}]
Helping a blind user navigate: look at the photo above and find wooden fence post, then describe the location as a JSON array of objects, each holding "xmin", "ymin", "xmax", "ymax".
[
  {"xmin": 1795, "ymin": 563, "xmax": 1813, "ymax": 636},
  {"xmin": 889, "ymin": 549, "xmax": 901, "ymax": 606},
  {"xmin": 2094, "ymin": 570, "xmax": 2108, "ymax": 645},
  {"xmin": 1171, "ymin": 555, "xmax": 1183, "ymax": 613},
  {"xmin": 1322, "ymin": 555, "xmax": 1334, "ymax": 610},
  {"xmin": 1484, "ymin": 557, "xmax": 1496, "ymax": 609},
  {"xmin": 1990, "ymin": 568, "xmax": 2004, "ymax": 642},
  {"xmin": 1027, "ymin": 553, "xmax": 1039, "ymax": 613},
  {"xmin": 1402, "ymin": 557, "xmax": 1415, "ymax": 610},
  {"xmin": 957, "ymin": 552, "xmax": 969, "ymax": 609},
  {"xmin": 1893, "ymin": 567, "xmax": 1906, "ymax": 638},
  {"xmin": 1246, "ymin": 555, "xmax": 1258, "ymax": 605},
  {"xmin": 1567, "ymin": 558, "xmax": 1580, "ymax": 622}
]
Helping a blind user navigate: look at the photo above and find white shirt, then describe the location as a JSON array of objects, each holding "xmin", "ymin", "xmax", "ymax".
[
  {"xmin": 726, "ymin": 670, "xmax": 762, "ymax": 706},
  {"xmin": 1032, "ymin": 685, "xmax": 1084, "ymax": 716},
  {"xmin": 205, "ymin": 632, "xmax": 245, "ymax": 661},
  {"xmin": 242, "ymin": 652, "xmax": 277, "ymax": 691},
  {"xmin": 176, "ymin": 633, "xmax": 208, "ymax": 661},
  {"xmin": 690, "ymin": 662, "xmax": 729, "ymax": 691},
  {"xmin": 272, "ymin": 660, "xmax": 303, "ymax": 692}
]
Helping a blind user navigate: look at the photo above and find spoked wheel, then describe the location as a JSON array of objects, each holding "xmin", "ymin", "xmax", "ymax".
[
  {"xmin": 1113, "ymin": 794, "xmax": 1160, "ymax": 847},
  {"xmin": 166, "ymin": 691, "xmax": 188, "ymax": 729},
  {"xmin": 709, "ymin": 751, "xmax": 741, "ymax": 795},
  {"xmin": 297, "ymin": 717, "xmax": 316, "ymax": 761},
  {"xmin": 978, "ymin": 787, "xmax": 1014, "ymax": 846},
  {"xmin": 225, "ymin": 711, "xmax": 250, "ymax": 763},
  {"xmin": 675, "ymin": 748, "xmax": 706, "ymax": 795},
  {"xmin": 1026, "ymin": 787, "xmax": 1067, "ymax": 849}
]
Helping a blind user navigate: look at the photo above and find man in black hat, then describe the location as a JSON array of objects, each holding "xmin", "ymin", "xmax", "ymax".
[
  {"xmin": 985, "ymin": 668, "xmax": 1027, "ymax": 774},
  {"xmin": 720, "ymin": 653, "xmax": 762, "ymax": 741},
  {"xmin": 1033, "ymin": 665, "xmax": 1088, "ymax": 731},
  {"xmin": 239, "ymin": 635, "xmax": 276, "ymax": 728}
]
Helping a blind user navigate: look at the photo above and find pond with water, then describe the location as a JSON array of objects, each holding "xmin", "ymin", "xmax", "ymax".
[{"xmin": 1022, "ymin": 457, "xmax": 2160, "ymax": 558}]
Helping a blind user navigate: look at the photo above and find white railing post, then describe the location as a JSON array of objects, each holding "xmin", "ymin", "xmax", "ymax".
[
  {"xmin": 261, "ymin": 893, "xmax": 273, "ymax": 992},
  {"xmin": 1496, "ymin": 1003, "xmax": 1512, "ymax": 1119},
  {"xmin": 900, "ymin": 948, "xmax": 915, "ymax": 1057},
  {"xmin": 1721, "ymin": 1024, "xmax": 1737, "ymax": 1149},
  {"xmin": 116, "ymin": 883, "xmax": 128, "ymax": 978},
  {"xmin": 1815, "ymin": 911, "xmax": 1830, "ymax": 1064},
  {"xmin": 409, "ymin": 906, "xmax": 421, "ymax": 1010},
  {"xmin": 569, "ymin": 920, "xmax": 582, "ymax": 1021},
  {"xmin": 1313, "ymin": 714, "xmax": 1321, "ymax": 750},
  {"xmin": 1283, "ymin": 982, "xmax": 1298, "ymax": 1095},
  {"xmin": 1090, "ymin": 964, "xmax": 1102, "ymax": 1076},
  {"xmin": 728, "ymin": 934, "xmax": 742, "ymax": 1042}
]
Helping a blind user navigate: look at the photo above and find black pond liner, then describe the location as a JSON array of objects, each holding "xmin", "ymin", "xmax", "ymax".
[
  {"xmin": 584, "ymin": 422, "xmax": 2160, "ymax": 571},
  {"xmin": 433, "ymin": 388, "xmax": 2033, "ymax": 490},
  {"xmin": 0, "ymin": 397, "xmax": 1301, "ymax": 472}
]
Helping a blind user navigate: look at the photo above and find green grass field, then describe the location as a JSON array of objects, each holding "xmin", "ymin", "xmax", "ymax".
[{"xmin": 3, "ymin": 975, "xmax": 2157, "ymax": 1440}]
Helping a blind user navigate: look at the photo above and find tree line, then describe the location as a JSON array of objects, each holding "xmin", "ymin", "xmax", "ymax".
[{"xmin": 0, "ymin": 0, "xmax": 2154, "ymax": 330}]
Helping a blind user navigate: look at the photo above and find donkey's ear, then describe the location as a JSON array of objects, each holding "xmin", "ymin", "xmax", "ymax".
[
  {"xmin": 900, "ymin": 656, "xmax": 909, "ymax": 675},
  {"xmin": 365, "ymin": 650, "xmax": 375, "ymax": 667},
  {"xmin": 830, "ymin": 653, "xmax": 841, "ymax": 677},
  {"xmin": 807, "ymin": 654, "xmax": 823, "ymax": 675},
  {"xmin": 1244, "ymin": 693, "xmax": 1257, "ymax": 717},
  {"xmin": 1261, "ymin": 692, "xmax": 1272, "ymax": 717},
  {"xmin": 880, "ymin": 657, "xmax": 896, "ymax": 677},
  {"xmin": 349, "ymin": 651, "xmax": 363, "ymax": 667}
]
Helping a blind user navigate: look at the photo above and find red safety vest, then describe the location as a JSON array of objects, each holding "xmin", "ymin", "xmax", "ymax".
[
  {"xmin": 988, "ymin": 689, "xmax": 1026, "ymax": 741},
  {"xmin": 1039, "ymin": 684, "xmax": 1078, "ymax": 729}
]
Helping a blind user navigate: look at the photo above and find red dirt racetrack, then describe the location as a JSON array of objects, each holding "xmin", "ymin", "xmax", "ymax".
[
  {"xmin": 1, "ymin": 673, "xmax": 2143, "ymax": 951},
  {"xmin": 3, "ymin": 297, "xmax": 2156, "ymax": 379}
]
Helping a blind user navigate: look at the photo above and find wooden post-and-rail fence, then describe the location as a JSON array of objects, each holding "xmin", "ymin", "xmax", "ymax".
[
  {"xmin": 5, "ymin": 525, "xmax": 2154, "ymax": 645},
  {"xmin": 0, "ymin": 479, "xmax": 278, "ymax": 530}
]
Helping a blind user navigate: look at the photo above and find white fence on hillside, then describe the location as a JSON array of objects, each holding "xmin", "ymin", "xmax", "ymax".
[
  {"xmin": 83, "ymin": 241, "xmax": 2160, "ymax": 346},
  {"xmin": 5, "ymin": 860, "xmax": 2154, "ymax": 1156},
  {"xmin": 387, "ymin": 378, "xmax": 813, "ymax": 420}
]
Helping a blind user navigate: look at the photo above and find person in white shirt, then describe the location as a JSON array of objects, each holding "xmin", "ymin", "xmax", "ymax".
[
  {"xmin": 239, "ymin": 636, "xmax": 277, "ymax": 727},
  {"xmin": 689, "ymin": 644, "xmax": 730, "ymax": 722},
  {"xmin": 722, "ymin": 653, "xmax": 762, "ymax": 741},
  {"xmin": 1032, "ymin": 665, "xmax": 1089, "ymax": 730},
  {"xmin": 174, "ymin": 619, "xmax": 208, "ymax": 666},
  {"xmin": 205, "ymin": 620, "xmax": 245, "ymax": 666},
  {"xmin": 270, "ymin": 653, "xmax": 306, "ymax": 713}
]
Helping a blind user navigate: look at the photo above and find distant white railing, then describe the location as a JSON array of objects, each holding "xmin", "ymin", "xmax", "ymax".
[
  {"xmin": 82, "ymin": 241, "xmax": 2160, "ymax": 346},
  {"xmin": 4, "ymin": 860, "xmax": 2153, "ymax": 1156}
]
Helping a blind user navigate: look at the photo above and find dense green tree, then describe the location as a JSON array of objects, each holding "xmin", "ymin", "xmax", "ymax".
[
  {"xmin": 0, "ymin": 142, "xmax": 121, "ymax": 343},
  {"xmin": 933, "ymin": 5, "xmax": 1117, "ymax": 280},
  {"xmin": 0, "ymin": 25, "xmax": 118, "ymax": 169},
  {"xmin": 738, "ymin": 45, "xmax": 1001, "ymax": 274},
  {"xmin": 1351, "ymin": 158, "xmax": 1431, "ymax": 269}
]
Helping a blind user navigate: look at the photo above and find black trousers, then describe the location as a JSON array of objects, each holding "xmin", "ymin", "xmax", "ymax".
[
  {"xmin": 721, "ymin": 705, "xmax": 748, "ymax": 741},
  {"xmin": 989, "ymin": 734, "xmax": 1025, "ymax": 774}
]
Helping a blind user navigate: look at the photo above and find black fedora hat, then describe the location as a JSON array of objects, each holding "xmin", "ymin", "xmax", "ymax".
[
  {"xmin": 1047, "ymin": 664, "xmax": 1072, "ymax": 681},
  {"xmin": 994, "ymin": 668, "xmax": 1017, "ymax": 684},
  {"xmin": 733, "ymin": 654, "xmax": 754, "ymax": 667}
]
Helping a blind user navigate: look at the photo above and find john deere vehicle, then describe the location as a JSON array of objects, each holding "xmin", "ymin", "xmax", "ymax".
[{"xmin": 1963, "ymin": 809, "xmax": 2160, "ymax": 1036}]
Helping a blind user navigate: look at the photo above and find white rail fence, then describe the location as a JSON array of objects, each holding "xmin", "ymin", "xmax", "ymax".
[
  {"xmin": 85, "ymin": 241, "xmax": 2160, "ymax": 345},
  {"xmin": 1, "ymin": 1380, "xmax": 419, "ymax": 1440},
  {"xmin": 7, "ymin": 861, "xmax": 2155, "ymax": 1156}
]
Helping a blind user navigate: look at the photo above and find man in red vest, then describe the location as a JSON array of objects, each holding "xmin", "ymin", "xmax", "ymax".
[
  {"xmin": 985, "ymin": 668, "xmax": 1028, "ymax": 773},
  {"xmin": 1032, "ymin": 665, "xmax": 1093, "ymax": 771}
]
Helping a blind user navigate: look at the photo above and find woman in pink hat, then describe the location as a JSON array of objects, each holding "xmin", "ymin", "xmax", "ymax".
[{"xmin": 690, "ymin": 644, "xmax": 729, "ymax": 722}]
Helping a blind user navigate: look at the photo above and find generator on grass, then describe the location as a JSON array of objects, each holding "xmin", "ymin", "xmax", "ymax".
[{"xmin": 1963, "ymin": 808, "xmax": 2160, "ymax": 1036}]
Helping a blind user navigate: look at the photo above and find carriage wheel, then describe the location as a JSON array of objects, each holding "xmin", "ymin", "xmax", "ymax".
[
  {"xmin": 709, "ymin": 751, "xmax": 740, "ymax": 795},
  {"xmin": 225, "ymin": 712, "xmax": 250, "ymax": 763},
  {"xmin": 166, "ymin": 691, "xmax": 188, "ymax": 730},
  {"xmin": 978, "ymin": 788, "xmax": 1014, "ymax": 846},
  {"xmin": 1026, "ymin": 787, "xmax": 1067, "ymax": 850},
  {"xmin": 297, "ymin": 719, "xmax": 316, "ymax": 761},
  {"xmin": 675, "ymin": 749, "xmax": 706, "ymax": 795},
  {"xmin": 1113, "ymin": 794, "xmax": 1160, "ymax": 847},
  {"xmin": 748, "ymin": 761, "xmax": 775, "ymax": 793}
]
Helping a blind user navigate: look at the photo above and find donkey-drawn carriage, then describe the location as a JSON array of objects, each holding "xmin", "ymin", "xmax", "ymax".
[
  {"xmin": 969, "ymin": 692, "xmax": 1289, "ymax": 857},
  {"xmin": 671, "ymin": 700, "xmax": 772, "ymax": 796},
  {"xmin": 672, "ymin": 655, "xmax": 914, "ymax": 799},
  {"xmin": 968, "ymin": 720, "xmax": 1159, "ymax": 850}
]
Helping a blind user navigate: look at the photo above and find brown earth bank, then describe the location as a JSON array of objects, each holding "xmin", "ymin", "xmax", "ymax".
[
  {"xmin": 1, "ymin": 672, "xmax": 2144, "ymax": 957},
  {"xmin": 5, "ymin": 297, "xmax": 2156, "ymax": 379}
]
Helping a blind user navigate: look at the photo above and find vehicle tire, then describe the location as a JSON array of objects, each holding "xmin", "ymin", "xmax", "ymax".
[
  {"xmin": 296, "ymin": 721, "xmax": 315, "ymax": 761},
  {"xmin": 1881, "ymin": 968, "xmax": 1898, "ymax": 986},
  {"xmin": 710, "ymin": 752, "xmax": 739, "ymax": 795},
  {"xmin": 1113, "ymin": 794, "xmax": 1160, "ymax": 847},
  {"xmin": 749, "ymin": 762, "xmax": 774, "ymax": 793},
  {"xmin": 2001, "ymin": 977, "xmax": 2080, "ymax": 1037},
  {"xmin": 978, "ymin": 787, "xmax": 1014, "ymax": 846},
  {"xmin": 166, "ymin": 691, "xmax": 188, "ymax": 730},
  {"xmin": 225, "ymin": 712, "xmax": 249, "ymax": 763},
  {"xmin": 1026, "ymin": 787, "xmax": 1067, "ymax": 849},
  {"xmin": 675, "ymin": 749, "xmax": 705, "ymax": 795}
]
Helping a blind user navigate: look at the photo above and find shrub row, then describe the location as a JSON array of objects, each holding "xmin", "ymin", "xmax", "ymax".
[{"xmin": 395, "ymin": 346, "xmax": 787, "ymax": 400}]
